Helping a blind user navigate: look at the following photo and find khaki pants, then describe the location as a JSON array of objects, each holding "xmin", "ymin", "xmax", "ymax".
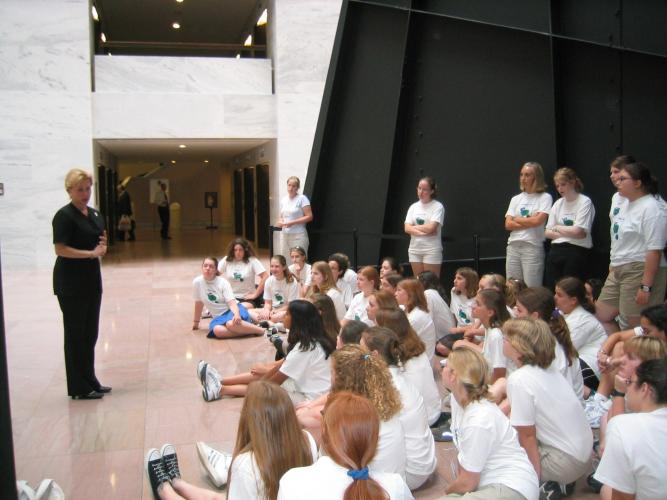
[
  {"xmin": 441, "ymin": 483, "xmax": 526, "ymax": 499},
  {"xmin": 539, "ymin": 442, "xmax": 590, "ymax": 484},
  {"xmin": 598, "ymin": 262, "xmax": 667, "ymax": 321}
]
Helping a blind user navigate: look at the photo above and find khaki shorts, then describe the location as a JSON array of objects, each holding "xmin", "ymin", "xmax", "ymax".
[
  {"xmin": 539, "ymin": 442, "xmax": 590, "ymax": 484},
  {"xmin": 441, "ymin": 483, "xmax": 526, "ymax": 500},
  {"xmin": 598, "ymin": 262, "xmax": 667, "ymax": 320},
  {"xmin": 409, "ymin": 248, "xmax": 443, "ymax": 265}
]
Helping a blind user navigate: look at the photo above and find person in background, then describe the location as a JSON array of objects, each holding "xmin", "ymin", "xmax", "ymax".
[
  {"xmin": 277, "ymin": 176, "xmax": 312, "ymax": 257},
  {"xmin": 116, "ymin": 183, "xmax": 135, "ymax": 241},
  {"xmin": 156, "ymin": 181, "xmax": 171, "ymax": 240}
]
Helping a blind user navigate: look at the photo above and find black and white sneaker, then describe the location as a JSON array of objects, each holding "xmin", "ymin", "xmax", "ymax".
[
  {"xmin": 202, "ymin": 364, "xmax": 222, "ymax": 402},
  {"xmin": 160, "ymin": 443, "xmax": 181, "ymax": 481},
  {"xmin": 258, "ymin": 320, "xmax": 271, "ymax": 329},
  {"xmin": 539, "ymin": 480, "xmax": 563, "ymax": 500},
  {"xmin": 265, "ymin": 326, "xmax": 278, "ymax": 338},
  {"xmin": 197, "ymin": 360, "xmax": 208, "ymax": 386},
  {"xmin": 145, "ymin": 448, "xmax": 171, "ymax": 500}
]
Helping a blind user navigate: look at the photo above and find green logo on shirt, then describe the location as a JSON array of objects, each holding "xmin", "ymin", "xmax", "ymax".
[
  {"xmin": 233, "ymin": 272, "xmax": 243, "ymax": 282},
  {"xmin": 275, "ymin": 293, "xmax": 284, "ymax": 305},
  {"xmin": 416, "ymin": 217, "xmax": 425, "ymax": 225},
  {"xmin": 520, "ymin": 208, "xmax": 530, "ymax": 217},
  {"xmin": 563, "ymin": 217, "xmax": 574, "ymax": 226},
  {"xmin": 207, "ymin": 292, "xmax": 220, "ymax": 303}
]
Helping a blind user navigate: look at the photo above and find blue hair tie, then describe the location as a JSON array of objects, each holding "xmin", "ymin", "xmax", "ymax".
[
  {"xmin": 347, "ymin": 467, "xmax": 369, "ymax": 481},
  {"xmin": 552, "ymin": 308, "xmax": 561, "ymax": 319},
  {"xmin": 362, "ymin": 353, "xmax": 370, "ymax": 361}
]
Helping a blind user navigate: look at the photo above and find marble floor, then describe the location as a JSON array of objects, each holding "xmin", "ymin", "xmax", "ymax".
[{"xmin": 4, "ymin": 229, "xmax": 598, "ymax": 499}]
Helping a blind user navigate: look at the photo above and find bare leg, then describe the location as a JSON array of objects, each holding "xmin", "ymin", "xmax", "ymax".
[
  {"xmin": 436, "ymin": 343, "xmax": 451, "ymax": 357},
  {"xmin": 225, "ymin": 320, "xmax": 264, "ymax": 335},
  {"xmin": 423, "ymin": 263, "xmax": 441, "ymax": 277},
  {"xmin": 596, "ymin": 301, "xmax": 620, "ymax": 335},
  {"xmin": 171, "ymin": 478, "xmax": 224, "ymax": 500},
  {"xmin": 220, "ymin": 384, "xmax": 249, "ymax": 397},
  {"xmin": 599, "ymin": 485, "xmax": 612, "ymax": 500},
  {"xmin": 222, "ymin": 372, "xmax": 258, "ymax": 386},
  {"xmin": 158, "ymin": 482, "xmax": 185, "ymax": 500},
  {"xmin": 489, "ymin": 378, "xmax": 507, "ymax": 405},
  {"xmin": 410, "ymin": 262, "xmax": 425, "ymax": 277}
]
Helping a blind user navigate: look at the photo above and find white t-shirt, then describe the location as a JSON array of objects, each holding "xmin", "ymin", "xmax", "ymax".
[
  {"xmin": 482, "ymin": 326, "xmax": 506, "ymax": 371},
  {"xmin": 336, "ymin": 278, "xmax": 353, "ymax": 308},
  {"xmin": 408, "ymin": 308, "xmax": 436, "ymax": 360},
  {"xmin": 507, "ymin": 365, "xmax": 593, "ymax": 463},
  {"xmin": 229, "ymin": 430, "xmax": 318, "ymax": 500},
  {"xmin": 449, "ymin": 291, "xmax": 475, "ymax": 328},
  {"xmin": 547, "ymin": 193, "xmax": 595, "ymax": 248},
  {"xmin": 288, "ymin": 263, "xmax": 312, "ymax": 288},
  {"xmin": 192, "ymin": 275, "xmax": 235, "ymax": 317},
  {"xmin": 451, "ymin": 398, "xmax": 538, "ymax": 500},
  {"xmin": 563, "ymin": 305, "xmax": 606, "ymax": 379},
  {"xmin": 403, "ymin": 353, "xmax": 442, "ymax": 426},
  {"xmin": 344, "ymin": 293, "xmax": 372, "ymax": 325},
  {"xmin": 405, "ymin": 199, "xmax": 445, "ymax": 252},
  {"xmin": 424, "ymin": 289, "xmax": 455, "ymax": 338},
  {"xmin": 594, "ymin": 407, "xmax": 667, "ymax": 500},
  {"xmin": 371, "ymin": 416, "xmax": 407, "ymax": 477},
  {"xmin": 553, "ymin": 344, "xmax": 584, "ymax": 405},
  {"xmin": 610, "ymin": 193, "xmax": 667, "ymax": 267},
  {"xmin": 342, "ymin": 268, "xmax": 359, "ymax": 294},
  {"xmin": 280, "ymin": 194, "xmax": 310, "ymax": 234},
  {"xmin": 278, "ymin": 455, "xmax": 413, "ymax": 500},
  {"xmin": 263, "ymin": 275, "xmax": 300, "ymax": 309},
  {"xmin": 389, "ymin": 367, "xmax": 437, "ymax": 477},
  {"xmin": 326, "ymin": 287, "xmax": 347, "ymax": 321},
  {"xmin": 506, "ymin": 192, "xmax": 553, "ymax": 246},
  {"xmin": 218, "ymin": 257, "xmax": 266, "ymax": 298},
  {"xmin": 280, "ymin": 342, "xmax": 331, "ymax": 401}
]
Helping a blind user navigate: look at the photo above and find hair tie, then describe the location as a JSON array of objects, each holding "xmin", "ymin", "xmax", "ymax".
[
  {"xmin": 347, "ymin": 467, "xmax": 369, "ymax": 481},
  {"xmin": 552, "ymin": 308, "xmax": 561, "ymax": 320},
  {"xmin": 362, "ymin": 353, "xmax": 370, "ymax": 361}
]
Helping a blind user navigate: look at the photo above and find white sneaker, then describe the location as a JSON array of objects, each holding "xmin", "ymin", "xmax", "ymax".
[
  {"xmin": 585, "ymin": 393, "xmax": 610, "ymax": 429},
  {"xmin": 196, "ymin": 441, "xmax": 233, "ymax": 488},
  {"xmin": 202, "ymin": 365, "xmax": 222, "ymax": 402}
]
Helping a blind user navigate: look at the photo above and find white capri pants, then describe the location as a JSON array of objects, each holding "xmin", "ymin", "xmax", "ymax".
[
  {"xmin": 280, "ymin": 231, "xmax": 309, "ymax": 259},
  {"xmin": 505, "ymin": 241, "xmax": 544, "ymax": 287}
]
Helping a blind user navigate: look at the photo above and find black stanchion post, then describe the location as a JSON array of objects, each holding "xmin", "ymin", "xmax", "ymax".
[
  {"xmin": 269, "ymin": 226, "xmax": 275, "ymax": 259},
  {"xmin": 352, "ymin": 228, "xmax": 358, "ymax": 271},
  {"xmin": 473, "ymin": 234, "xmax": 481, "ymax": 273},
  {"xmin": 0, "ymin": 250, "xmax": 18, "ymax": 500}
]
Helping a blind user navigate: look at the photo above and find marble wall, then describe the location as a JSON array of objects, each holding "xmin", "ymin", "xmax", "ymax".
[{"xmin": 0, "ymin": 0, "xmax": 93, "ymax": 269}]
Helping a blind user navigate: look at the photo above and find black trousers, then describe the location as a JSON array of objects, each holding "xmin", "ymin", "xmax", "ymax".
[
  {"xmin": 57, "ymin": 293, "xmax": 102, "ymax": 396},
  {"xmin": 158, "ymin": 205, "xmax": 170, "ymax": 238},
  {"xmin": 544, "ymin": 243, "xmax": 590, "ymax": 290}
]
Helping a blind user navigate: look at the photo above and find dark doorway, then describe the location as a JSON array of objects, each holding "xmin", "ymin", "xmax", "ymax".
[
  {"xmin": 256, "ymin": 164, "xmax": 270, "ymax": 249},
  {"xmin": 243, "ymin": 167, "xmax": 256, "ymax": 241},
  {"xmin": 233, "ymin": 169, "xmax": 243, "ymax": 235}
]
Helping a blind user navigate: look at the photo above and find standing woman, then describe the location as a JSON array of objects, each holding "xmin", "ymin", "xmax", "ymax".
[
  {"xmin": 53, "ymin": 169, "xmax": 109, "ymax": 400},
  {"xmin": 277, "ymin": 176, "xmax": 312, "ymax": 258},
  {"xmin": 596, "ymin": 161, "xmax": 667, "ymax": 333},
  {"xmin": 544, "ymin": 167, "xmax": 595, "ymax": 289},
  {"xmin": 218, "ymin": 238, "xmax": 269, "ymax": 309},
  {"xmin": 504, "ymin": 162, "xmax": 553, "ymax": 287},
  {"xmin": 404, "ymin": 176, "xmax": 445, "ymax": 277}
]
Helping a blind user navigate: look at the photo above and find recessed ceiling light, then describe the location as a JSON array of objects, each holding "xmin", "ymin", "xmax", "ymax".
[
  {"xmin": 171, "ymin": 160, "xmax": 176, "ymax": 164},
  {"xmin": 179, "ymin": 144, "xmax": 186, "ymax": 149},
  {"xmin": 172, "ymin": 22, "xmax": 181, "ymax": 29},
  {"xmin": 91, "ymin": 5, "xmax": 99, "ymax": 21},
  {"xmin": 100, "ymin": 32, "xmax": 107, "ymax": 42},
  {"xmin": 257, "ymin": 9, "xmax": 267, "ymax": 26},
  {"xmin": 176, "ymin": 0, "xmax": 184, "ymax": 3},
  {"xmin": 244, "ymin": 34, "xmax": 252, "ymax": 46},
  {"xmin": 204, "ymin": 160, "xmax": 209, "ymax": 163}
]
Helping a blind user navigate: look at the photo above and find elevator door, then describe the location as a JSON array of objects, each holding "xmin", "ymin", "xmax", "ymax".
[
  {"xmin": 256, "ymin": 164, "xmax": 270, "ymax": 249},
  {"xmin": 233, "ymin": 169, "xmax": 243, "ymax": 235},
  {"xmin": 243, "ymin": 167, "xmax": 256, "ymax": 241}
]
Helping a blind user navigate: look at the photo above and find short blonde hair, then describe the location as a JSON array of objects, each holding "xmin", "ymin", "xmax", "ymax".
[
  {"xmin": 624, "ymin": 336, "xmax": 667, "ymax": 361},
  {"xmin": 65, "ymin": 169, "xmax": 93, "ymax": 191},
  {"xmin": 503, "ymin": 317, "xmax": 555, "ymax": 368},
  {"xmin": 448, "ymin": 347, "xmax": 491, "ymax": 404},
  {"xmin": 286, "ymin": 176, "xmax": 300, "ymax": 189}
]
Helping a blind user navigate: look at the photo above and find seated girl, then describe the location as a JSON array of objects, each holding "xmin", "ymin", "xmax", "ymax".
[
  {"xmin": 395, "ymin": 278, "xmax": 436, "ymax": 359},
  {"xmin": 380, "ymin": 272, "xmax": 402, "ymax": 295},
  {"xmin": 217, "ymin": 238, "xmax": 269, "ymax": 309},
  {"xmin": 362, "ymin": 327, "xmax": 437, "ymax": 490},
  {"xmin": 342, "ymin": 266, "xmax": 380, "ymax": 326},
  {"xmin": 248, "ymin": 255, "xmax": 300, "ymax": 325},
  {"xmin": 309, "ymin": 293, "xmax": 341, "ymax": 345},
  {"xmin": 305, "ymin": 261, "xmax": 346, "ymax": 321},
  {"xmin": 380, "ymin": 255, "xmax": 403, "ymax": 278},
  {"xmin": 418, "ymin": 270, "xmax": 456, "ymax": 339},
  {"xmin": 198, "ymin": 300, "xmax": 335, "ymax": 403},
  {"xmin": 288, "ymin": 246, "xmax": 312, "ymax": 297},
  {"xmin": 279, "ymin": 391, "xmax": 413, "ymax": 500},
  {"xmin": 436, "ymin": 267, "xmax": 479, "ymax": 356},
  {"xmin": 441, "ymin": 347, "xmax": 538, "ymax": 500},
  {"xmin": 366, "ymin": 290, "xmax": 399, "ymax": 325},
  {"xmin": 192, "ymin": 257, "xmax": 265, "ymax": 339},
  {"xmin": 504, "ymin": 318, "xmax": 592, "ymax": 496}
]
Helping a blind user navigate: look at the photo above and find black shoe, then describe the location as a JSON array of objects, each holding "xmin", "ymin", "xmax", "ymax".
[
  {"xmin": 146, "ymin": 448, "xmax": 171, "ymax": 499},
  {"xmin": 586, "ymin": 473, "xmax": 602, "ymax": 493},
  {"xmin": 258, "ymin": 321, "xmax": 271, "ymax": 329},
  {"xmin": 561, "ymin": 481, "xmax": 575, "ymax": 496},
  {"xmin": 265, "ymin": 326, "xmax": 278, "ymax": 338},
  {"xmin": 160, "ymin": 444, "xmax": 181, "ymax": 480},
  {"xmin": 539, "ymin": 480, "xmax": 563, "ymax": 500},
  {"xmin": 431, "ymin": 422, "xmax": 453, "ymax": 442},
  {"xmin": 96, "ymin": 385, "xmax": 112, "ymax": 393},
  {"xmin": 429, "ymin": 411, "xmax": 451, "ymax": 429},
  {"xmin": 71, "ymin": 390, "xmax": 104, "ymax": 400}
]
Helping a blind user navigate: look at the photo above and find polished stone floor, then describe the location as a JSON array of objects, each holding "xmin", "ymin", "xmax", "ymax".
[{"xmin": 4, "ymin": 229, "xmax": 598, "ymax": 499}]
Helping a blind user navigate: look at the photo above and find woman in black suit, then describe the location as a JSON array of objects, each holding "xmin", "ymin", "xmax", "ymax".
[{"xmin": 53, "ymin": 169, "xmax": 109, "ymax": 400}]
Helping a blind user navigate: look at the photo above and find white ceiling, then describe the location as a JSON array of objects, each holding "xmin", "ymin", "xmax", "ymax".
[{"xmin": 96, "ymin": 138, "xmax": 269, "ymax": 163}]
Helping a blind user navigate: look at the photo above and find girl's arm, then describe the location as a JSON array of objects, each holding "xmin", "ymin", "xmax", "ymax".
[
  {"xmin": 282, "ymin": 205, "xmax": 313, "ymax": 227},
  {"xmin": 246, "ymin": 271, "xmax": 269, "ymax": 300},
  {"xmin": 193, "ymin": 301, "xmax": 204, "ymax": 330},
  {"xmin": 405, "ymin": 222, "xmax": 428, "ymax": 236},
  {"xmin": 545, "ymin": 225, "xmax": 586, "ymax": 239},
  {"xmin": 414, "ymin": 220, "xmax": 440, "ymax": 236},
  {"xmin": 445, "ymin": 466, "xmax": 480, "ymax": 495},
  {"xmin": 636, "ymin": 250, "xmax": 661, "ymax": 306},
  {"xmin": 510, "ymin": 212, "xmax": 549, "ymax": 229},
  {"xmin": 516, "ymin": 425, "xmax": 541, "ymax": 479},
  {"xmin": 598, "ymin": 330, "xmax": 635, "ymax": 371},
  {"xmin": 267, "ymin": 367, "xmax": 288, "ymax": 385}
]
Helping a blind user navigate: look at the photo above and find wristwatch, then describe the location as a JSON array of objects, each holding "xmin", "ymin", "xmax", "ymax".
[
  {"xmin": 639, "ymin": 284, "xmax": 652, "ymax": 293},
  {"xmin": 611, "ymin": 389, "xmax": 625, "ymax": 398}
]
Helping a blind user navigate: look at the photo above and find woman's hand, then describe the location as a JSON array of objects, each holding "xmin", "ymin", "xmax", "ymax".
[
  {"xmin": 232, "ymin": 312, "xmax": 242, "ymax": 325},
  {"xmin": 192, "ymin": 320, "xmax": 200, "ymax": 331},
  {"xmin": 614, "ymin": 374, "xmax": 630, "ymax": 394},
  {"xmin": 635, "ymin": 288, "xmax": 650, "ymax": 306},
  {"xmin": 250, "ymin": 363, "xmax": 270, "ymax": 376},
  {"xmin": 276, "ymin": 217, "xmax": 285, "ymax": 228}
]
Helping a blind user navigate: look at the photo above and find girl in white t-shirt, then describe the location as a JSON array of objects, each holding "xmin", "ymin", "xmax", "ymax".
[
  {"xmin": 544, "ymin": 168, "xmax": 595, "ymax": 290},
  {"xmin": 362, "ymin": 327, "xmax": 437, "ymax": 490},
  {"xmin": 395, "ymin": 278, "xmax": 436, "ymax": 359},
  {"xmin": 366, "ymin": 290, "xmax": 399, "ymax": 325},
  {"xmin": 248, "ymin": 255, "xmax": 299, "ymax": 324},
  {"xmin": 554, "ymin": 277, "xmax": 607, "ymax": 393},
  {"xmin": 417, "ymin": 270, "xmax": 456, "ymax": 339},
  {"xmin": 504, "ymin": 162, "xmax": 553, "ymax": 287},
  {"xmin": 279, "ymin": 391, "xmax": 413, "ymax": 500},
  {"xmin": 305, "ymin": 261, "xmax": 346, "ymax": 321},
  {"xmin": 380, "ymin": 255, "xmax": 402, "ymax": 278},
  {"xmin": 198, "ymin": 300, "xmax": 336, "ymax": 402},
  {"xmin": 309, "ymin": 293, "xmax": 341, "ymax": 346},
  {"xmin": 455, "ymin": 289, "xmax": 511, "ymax": 384},
  {"xmin": 277, "ymin": 176, "xmax": 313, "ymax": 258},
  {"xmin": 380, "ymin": 272, "xmax": 402, "ymax": 296},
  {"xmin": 192, "ymin": 257, "xmax": 265, "ymax": 339},
  {"xmin": 441, "ymin": 347, "xmax": 538, "ymax": 500},
  {"xmin": 375, "ymin": 308, "xmax": 442, "ymax": 426},
  {"xmin": 217, "ymin": 237, "xmax": 269, "ymax": 309},
  {"xmin": 343, "ymin": 266, "xmax": 380, "ymax": 326},
  {"xmin": 288, "ymin": 246, "xmax": 312, "ymax": 297},
  {"xmin": 436, "ymin": 267, "xmax": 479, "ymax": 357},
  {"xmin": 404, "ymin": 176, "xmax": 445, "ymax": 277},
  {"xmin": 503, "ymin": 318, "xmax": 593, "ymax": 490},
  {"xmin": 328, "ymin": 253, "xmax": 357, "ymax": 306}
]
